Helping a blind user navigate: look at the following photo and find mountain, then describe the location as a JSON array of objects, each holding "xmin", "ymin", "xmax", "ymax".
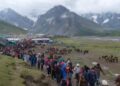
[
  {"xmin": 28, "ymin": 12, "xmax": 39, "ymax": 22},
  {"xmin": 0, "ymin": 8, "xmax": 34, "ymax": 30},
  {"xmin": 33, "ymin": 5, "xmax": 104, "ymax": 36},
  {"xmin": 82, "ymin": 13, "xmax": 120, "ymax": 30},
  {"xmin": 0, "ymin": 20, "xmax": 26, "ymax": 34}
]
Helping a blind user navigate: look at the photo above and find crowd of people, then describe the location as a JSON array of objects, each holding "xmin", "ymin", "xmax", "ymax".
[{"xmin": 0, "ymin": 40, "xmax": 120, "ymax": 86}]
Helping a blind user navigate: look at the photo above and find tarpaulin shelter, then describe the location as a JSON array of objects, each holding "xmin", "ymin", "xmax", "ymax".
[
  {"xmin": 6, "ymin": 41, "xmax": 17, "ymax": 46},
  {"xmin": 0, "ymin": 37, "xmax": 8, "ymax": 47}
]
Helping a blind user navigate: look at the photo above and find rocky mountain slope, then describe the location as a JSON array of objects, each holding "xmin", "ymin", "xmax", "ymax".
[
  {"xmin": 0, "ymin": 8, "xmax": 34, "ymax": 30},
  {"xmin": 82, "ymin": 13, "xmax": 120, "ymax": 30},
  {"xmin": 33, "ymin": 5, "xmax": 103, "ymax": 36}
]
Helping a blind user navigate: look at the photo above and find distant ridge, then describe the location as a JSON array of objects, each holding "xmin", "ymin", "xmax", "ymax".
[
  {"xmin": 82, "ymin": 13, "xmax": 120, "ymax": 30},
  {"xmin": 0, "ymin": 8, "xmax": 34, "ymax": 30},
  {"xmin": 0, "ymin": 20, "xmax": 26, "ymax": 35}
]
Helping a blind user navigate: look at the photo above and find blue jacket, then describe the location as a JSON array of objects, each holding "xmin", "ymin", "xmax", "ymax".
[
  {"xmin": 29, "ymin": 54, "xmax": 37, "ymax": 66},
  {"xmin": 87, "ymin": 70, "xmax": 97, "ymax": 83},
  {"xmin": 61, "ymin": 63, "xmax": 67, "ymax": 80}
]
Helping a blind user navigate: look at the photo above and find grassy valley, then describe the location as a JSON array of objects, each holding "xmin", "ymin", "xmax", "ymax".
[
  {"xmin": 0, "ymin": 55, "xmax": 53, "ymax": 86},
  {"xmin": 0, "ymin": 20, "xmax": 26, "ymax": 35},
  {"xmin": 54, "ymin": 37, "xmax": 120, "ymax": 85}
]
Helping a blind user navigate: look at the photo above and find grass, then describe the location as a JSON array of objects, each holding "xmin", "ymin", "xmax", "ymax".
[
  {"xmin": 0, "ymin": 20, "xmax": 26, "ymax": 35},
  {"xmin": 0, "ymin": 56, "xmax": 14, "ymax": 86},
  {"xmin": 54, "ymin": 37, "xmax": 120, "ymax": 67},
  {"xmin": 54, "ymin": 37, "xmax": 120, "ymax": 85},
  {"xmin": 0, "ymin": 55, "xmax": 48, "ymax": 86},
  {"xmin": 55, "ymin": 37, "xmax": 120, "ymax": 56},
  {"xmin": 0, "ymin": 37, "xmax": 119, "ymax": 86}
]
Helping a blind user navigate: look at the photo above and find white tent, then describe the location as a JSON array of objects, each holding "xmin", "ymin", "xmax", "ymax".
[{"xmin": 7, "ymin": 38, "xmax": 21, "ymax": 42}]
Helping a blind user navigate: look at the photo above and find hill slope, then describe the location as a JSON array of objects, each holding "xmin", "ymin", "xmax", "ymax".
[
  {"xmin": 0, "ymin": 55, "xmax": 53, "ymax": 86},
  {"xmin": 33, "ymin": 5, "xmax": 104, "ymax": 36},
  {"xmin": 0, "ymin": 20, "xmax": 26, "ymax": 34},
  {"xmin": 0, "ymin": 8, "xmax": 34, "ymax": 30}
]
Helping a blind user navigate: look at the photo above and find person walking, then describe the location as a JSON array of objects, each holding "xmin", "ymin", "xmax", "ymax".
[
  {"xmin": 87, "ymin": 68, "xmax": 97, "ymax": 86},
  {"xmin": 29, "ymin": 52, "xmax": 37, "ymax": 67},
  {"xmin": 94, "ymin": 63, "xmax": 105, "ymax": 85},
  {"xmin": 74, "ymin": 63, "xmax": 81, "ymax": 86},
  {"xmin": 37, "ymin": 53, "xmax": 41, "ymax": 69}
]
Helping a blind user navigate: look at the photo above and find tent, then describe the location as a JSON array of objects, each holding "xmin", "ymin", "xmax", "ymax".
[
  {"xmin": 0, "ymin": 37, "xmax": 17, "ymax": 46},
  {"xmin": 0, "ymin": 37, "xmax": 8, "ymax": 47},
  {"xmin": 6, "ymin": 41, "xmax": 17, "ymax": 46}
]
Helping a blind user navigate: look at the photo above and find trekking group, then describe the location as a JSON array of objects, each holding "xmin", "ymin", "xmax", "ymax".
[{"xmin": 0, "ymin": 40, "xmax": 120, "ymax": 86}]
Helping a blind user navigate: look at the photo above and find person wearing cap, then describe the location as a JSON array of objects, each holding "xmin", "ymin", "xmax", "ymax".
[{"xmin": 74, "ymin": 63, "xmax": 81, "ymax": 86}]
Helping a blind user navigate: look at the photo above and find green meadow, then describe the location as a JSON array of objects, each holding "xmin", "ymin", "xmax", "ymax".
[
  {"xmin": 54, "ymin": 37, "xmax": 120, "ymax": 85},
  {"xmin": 55, "ymin": 37, "xmax": 120, "ymax": 56},
  {"xmin": 0, "ymin": 55, "xmax": 51, "ymax": 86}
]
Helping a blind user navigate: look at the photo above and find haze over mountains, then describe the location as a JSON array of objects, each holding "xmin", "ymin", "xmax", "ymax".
[
  {"xmin": 0, "ymin": 5, "xmax": 120, "ymax": 36},
  {"xmin": 0, "ymin": 8, "xmax": 34, "ymax": 30},
  {"xmin": 82, "ymin": 13, "xmax": 120, "ymax": 30},
  {"xmin": 0, "ymin": 20, "xmax": 26, "ymax": 35},
  {"xmin": 33, "ymin": 5, "xmax": 103, "ymax": 36}
]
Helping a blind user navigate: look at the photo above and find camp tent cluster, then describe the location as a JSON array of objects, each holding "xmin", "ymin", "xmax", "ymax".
[{"xmin": 0, "ymin": 36, "xmax": 53, "ymax": 47}]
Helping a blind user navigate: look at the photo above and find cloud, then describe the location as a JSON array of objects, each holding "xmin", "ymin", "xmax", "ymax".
[
  {"xmin": 0, "ymin": 0, "xmax": 120, "ymax": 17},
  {"xmin": 72, "ymin": 0, "xmax": 120, "ymax": 14}
]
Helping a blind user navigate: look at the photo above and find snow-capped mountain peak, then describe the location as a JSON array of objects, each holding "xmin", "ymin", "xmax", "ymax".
[
  {"xmin": 118, "ymin": 17, "xmax": 120, "ymax": 19},
  {"xmin": 91, "ymin": 15, "xmax": 98, "ymax": 23},
  {"xmin": 27, "ymin": 15, "xmax": 38, "ymax": 22},
  {"xmin": 82, "ymin": 12, "xmax": 120, "ymax": 29},
  {"xmin": 0, "ymin": 8, "xmax": 34, "ymax": 29},
  {"xmin": 1, "ymin": 8, "xmax": 13, "ymax": 13},
  {"xmin": 46, "ymin": 17, "xmax": 54, "ymax": 24},
  {"xmin": 102, "ymin": 19, "xmax": 109, "ymax": 24},
  {"xmin": 2, "ymin": 8, "xmax": 9, "ymax": 13},
  {"xmin": 61, "ymin": 13, "xmax": 68, "ymax": 18}
]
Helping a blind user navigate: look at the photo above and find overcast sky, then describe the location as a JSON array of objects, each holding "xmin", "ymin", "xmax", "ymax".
[{"xmin": 0, "ymin": 0, "xmax": 120, "ymax": 17}]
